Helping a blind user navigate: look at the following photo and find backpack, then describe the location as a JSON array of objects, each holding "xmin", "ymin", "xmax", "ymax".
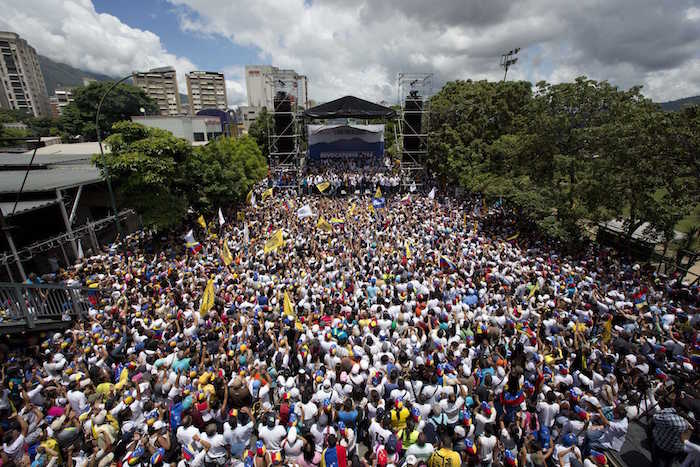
[{"xmin": 429, "ymin": 449, "xmax": 449, "ymax": 467}]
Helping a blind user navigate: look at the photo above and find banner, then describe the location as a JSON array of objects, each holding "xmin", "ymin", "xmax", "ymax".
[
  {"xmin": 221, "ymin": 240, "xmax": 233, "ymax": 266},
  {"xmin": 375, "ymin": 186, "xmax": 382, "ymax": 198},
  {"xmin": 317, "ymin": 216, "xmax": 333, "ymax": 232},
  {"xmin": 297, "ymin": 205, "xmax": 314, "ymax": 219},
  {"xmin": 316, "ymin": 181, "xmax": 330, "ymax": 193},
  {"xmin": 199, "ymin": 279, "xmax": 215, "ymax": 316},
  {"xmin": 264, "ymin": 229, "xmax": 284, "ymax": 254},
  {"xmin": 372, "ymin": 197, "xmax": 386, "ymax": 209},
  {"xmin": 283, "ymin": 291, "xmax": 294, "ymax": 317},
  {"xmin": 218, "ymin": 208, "xmax": 225, "ymax": 226}
]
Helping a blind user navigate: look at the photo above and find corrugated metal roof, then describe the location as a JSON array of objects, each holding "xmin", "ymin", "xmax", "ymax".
[
  {"xmin": 0, "ymin": 167, "xmax": 102, "ymax": 194},
  {"xmin": 0, "ymin": 199, "xmax": 58, "ymax": 217}
]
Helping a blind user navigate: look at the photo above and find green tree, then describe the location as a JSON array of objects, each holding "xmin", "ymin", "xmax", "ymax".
[
  {"xmin": 248, "ymin": 108, "xmax": 273, "ymax": 158},
  {"xmin": 183, "ymin": 135, "xmax": 267, "ymax": 213},
  {"xmin": 60, "ymin": 81, "xmax": 157, "ymax": 141},
  {"xmin": 96, "ymin": 122, "xmax": 268, "ymax": 230},
  {"xmin": 96, "ymin": 121, "xmax": 191, "ymax": 230}
]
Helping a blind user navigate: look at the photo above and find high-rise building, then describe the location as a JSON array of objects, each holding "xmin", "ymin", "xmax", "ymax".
[
  {"xmin": 0, "ymin": 31, "xmax": 51, "ymax": 118},
  {"xmin": 49, "ymin": 86, "xmax": 75, "ymax": 118},
  {"xmin": 245, "ymin": 65, "xmax": 308, "ymax": 110},
  {"xmin": 186, "ymin": 71, "xmax": 227, "ymax": 114},
  {"xmin": 133, "ymin": 66, "xmax": 181, "ymax": 116}
]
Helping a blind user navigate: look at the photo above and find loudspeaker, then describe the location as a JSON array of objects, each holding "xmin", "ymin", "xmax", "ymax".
[
  {"xmin": 403, "ymin": 91, "xmax": 423, "ymax": 154},
  {"xmin": 273, "ymin": 92, "xmax": 294, "ymax": 153}
]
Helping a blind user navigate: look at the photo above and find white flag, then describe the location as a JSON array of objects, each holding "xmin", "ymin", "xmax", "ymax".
[
  {"xmin": 297, "ymin": 204, "xmax": 314, "ymax": 219},
  {"xmin": 410, "ymin": 181, "xmax": 417, "ymax": 193},
  {"xmin": 243, "ymin": 223, "xmax": 249, "ymax": 245},
  {"xmin": 251, "ymin": 192, "xmax": 257, "ymax": 208},
  {"xmin": 184, "ymin": 229, "xmax": 196, "ymax": 245},
  {"xmin": 428, "ymin": 187, "xmax": 436, "ymax": 199},
  {"xmin": 218, "ymin": 208, "xmax": 225, "ymax": 226},
  {"xmin": 77, "ymin": 239, "xmax": 84, "ymax": 259}
]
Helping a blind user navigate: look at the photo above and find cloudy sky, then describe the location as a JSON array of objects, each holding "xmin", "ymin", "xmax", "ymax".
[{"xmin": 2, "ymin": 0, "xmax": 699, "ymax": 106}]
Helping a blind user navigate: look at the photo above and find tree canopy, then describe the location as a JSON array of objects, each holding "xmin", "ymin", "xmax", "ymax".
[
  {"xmin": 248, "ymin": 108, "xmax": 273, "ymax": 159},
  {"xmin": 61, "ymin": 81, "xmax": 158, "ymax": 142},
  {"xmin": 96, "ymin": 122, "xmax": 267, "ymax": 230},
  {"xmin": 428, "ymin": 77, "xmax": 699, "ymax": 245}
]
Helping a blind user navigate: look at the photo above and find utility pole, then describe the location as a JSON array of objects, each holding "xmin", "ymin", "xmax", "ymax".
[{"xmin": 500, "ymin": 48, "xmax": 521, "ymax": 81}]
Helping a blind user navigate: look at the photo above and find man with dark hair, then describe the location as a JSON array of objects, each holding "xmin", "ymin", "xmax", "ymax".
[
  {"xmin": 321, "ymin": 434, "xmax": 348, "ymax": 467},
  {"xmin": 651, "ymin": 407, "xmax": 692, "ymax": 467},
  {"xmin": 428, "ymin": 434, "xmax": 461, "ymax": 467}
]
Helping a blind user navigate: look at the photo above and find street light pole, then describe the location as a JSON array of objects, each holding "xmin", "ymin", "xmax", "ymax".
[{"xmin": 96, "ymin": 73, "xmax": 136, "ymax": 244}]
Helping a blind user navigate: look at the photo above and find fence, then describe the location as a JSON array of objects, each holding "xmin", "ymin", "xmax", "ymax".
[
  {"xmin": 0, "ymin": 210, "xmax": 140, "ymax": 282},
  {"xmin": 0, "ymin": 282, "xmax": 97, "ymax": 330}
]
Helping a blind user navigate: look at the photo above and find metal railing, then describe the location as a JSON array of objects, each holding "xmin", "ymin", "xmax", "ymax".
[{"xmin": 0, "ymin": 282, "xmax": 96, "ymax": 329}]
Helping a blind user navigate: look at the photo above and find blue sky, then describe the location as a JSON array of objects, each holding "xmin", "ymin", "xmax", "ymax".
[{"xmin": 92, "ymin": 0, "xmax": 260, "ymax": 72}]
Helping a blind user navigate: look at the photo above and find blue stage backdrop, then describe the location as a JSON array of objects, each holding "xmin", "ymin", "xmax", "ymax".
[{"xmin": 307, "ymin": 124, "xmax": 384, "ymax": 161}]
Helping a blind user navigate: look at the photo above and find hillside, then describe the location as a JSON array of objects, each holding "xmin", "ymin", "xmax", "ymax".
[
  {"xmin": 659, "ymin": 95, "xmax": 700, "ymax": 111},
  {"xmin": 38, "ymin": 55, "xmax": 113, "ymax": 94}
]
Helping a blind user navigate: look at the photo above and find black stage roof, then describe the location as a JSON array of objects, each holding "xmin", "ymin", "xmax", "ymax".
[{"xmin": 304, "ymin": 95, "xmax": 396, "ymax": 119}]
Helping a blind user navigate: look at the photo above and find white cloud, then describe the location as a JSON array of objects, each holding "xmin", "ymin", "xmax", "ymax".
[
  {"xmin": 168, "ymin": 0, "xmax": 700, "ymax": 102},
  {"xmin": 222, "ymin": 65, "xmax": 246, "ymax": 106},
  {"xmin": 0, "ymin": 0, "xmax": 197, "ymax": 93}
]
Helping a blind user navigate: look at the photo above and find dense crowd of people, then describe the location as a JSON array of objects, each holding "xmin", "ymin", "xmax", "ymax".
[{"xmin": 1, "ymin": 175, "xmax": 698, "ymax": 467}]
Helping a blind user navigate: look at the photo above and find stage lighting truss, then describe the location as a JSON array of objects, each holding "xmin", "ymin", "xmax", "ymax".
[
  {"xmin": 397, "ymin": 73, "xmax": 433, "ymax": 182},
  {"xmin": 266, "ymin": 70, "xmax": 304, "ymax": 174}
]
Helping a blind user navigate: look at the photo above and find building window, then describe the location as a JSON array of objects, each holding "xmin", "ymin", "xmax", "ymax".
[{"xmin": 193, "ymin": 132, "xmax": 205, "ymax": 142}]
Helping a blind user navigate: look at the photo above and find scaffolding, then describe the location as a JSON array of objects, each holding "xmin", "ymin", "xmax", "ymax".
[
  {"xmin": 397, "ymin": 73, "xmax": 433, "ymax": 184},
  {"xmin": 266, "ymin": 70, "xmax": 303, "ymax": 176}
]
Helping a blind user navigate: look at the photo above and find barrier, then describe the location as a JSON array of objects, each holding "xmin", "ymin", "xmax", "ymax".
[{"xmin": 0, "ymin": 282, "xmax": 96, "ymax": 331}]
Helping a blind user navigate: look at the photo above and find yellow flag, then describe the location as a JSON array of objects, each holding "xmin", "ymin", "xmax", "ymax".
[
  {"xmin": 221, "ymin": 240, "xmax": 233, "ymax": 266},
  {"xmin": 368, "ymin": 203, "xmax": 375, "ymax": 215},
  {"xmin": 264, "ymin": 229, "xmax": 284, "ymax": 254},
  {"xmin": 199, "ymin": 279, "xmax": 215, "ymax": 316},
  {"xmin": 262, "ymin": 187, "xmax": 273, "ymax": 201},
  {"xmin": 316, "ymin": 216, "xmax": 333, "ymax": 232},
  {"xmin": 330, "ymin": 217, "xmax": 345, "ymax": 224},
  {"xmin": 375, "ymin": 186, "xmax": 382, "ymax": 198},
  {"xmin": 316, "ymin": 181, "xmax": 330, "ymax": 193},
  {"xmin": 283, "ymin": 291, "xmax": 294, "ymax": 317},
  {"xmin": 246, "ymin": 190, "xmax": 253, "ymax": 204},
  {"xmin": 405, "ymin": 240, "xmax": 411, "ymax": 259},
  {"xmin": 237, "ymin": 212, "xmax": 245, "ymax": 221},
  {"xmin": 197, "ymin": 215, "xmax": 207, "ymax": 229},
  {"xmin": 473, "ymin": 221, "xmax": 478, "ymax": 234},
  {"xmin": 506, "ymin": 232, "xmax": 520, "ymax": 241},
  {"xmin": 528, "ymin": 283, "xmax": 539, "ymax": 299},
  {"xmin": 347, "ymin": 202, "xmax": 357, "ymax": 217}
]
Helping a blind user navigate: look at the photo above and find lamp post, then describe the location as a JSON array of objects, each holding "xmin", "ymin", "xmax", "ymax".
[
  {"xmin": 96, "ymin": 73, "xmax": 136, "ymax": 245},
  {"xmin": 500, "ymin": 48, "xmax": 520, "ymax": 81}
]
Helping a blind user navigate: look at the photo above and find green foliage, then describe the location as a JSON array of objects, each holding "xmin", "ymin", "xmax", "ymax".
[
  {"xmin": 0, "ymin": 109, "xmax": 59, "ymax": 138},
  {"xmin": 184, "ymin": 136, "xmax": 267, "ymax": 213},
  {"xmin": 60, "ymin": 81, "xmax": 158, "ymax": 141},
  {"xmin": 248, "ymin": 108, "xmax": 273, "ymax": 158},
  {"xmin": 429, "ymin": 77, "xmax": 700, "ymax": 246},
  {"xmin": 96, "ymin": 122, "xmax": 267, "ymax": 231}
]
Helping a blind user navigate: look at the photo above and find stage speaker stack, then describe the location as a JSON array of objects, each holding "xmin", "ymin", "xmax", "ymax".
[
  {"xmin": 403, "ymin": 90, "xmax": 423, "ymax": 157},
  {"xmin": 274, "ymin": 91, "xmax": 294, "ymax": 154}
]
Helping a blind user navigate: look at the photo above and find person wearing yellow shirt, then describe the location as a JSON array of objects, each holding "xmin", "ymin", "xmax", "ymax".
[
  {"xmin": 390, "ymin": 401, "xmax": 410, "ymax": 431},
  {"xmin": 428, "ymin": 435, "xmax": 461, "ymax": 467}
]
